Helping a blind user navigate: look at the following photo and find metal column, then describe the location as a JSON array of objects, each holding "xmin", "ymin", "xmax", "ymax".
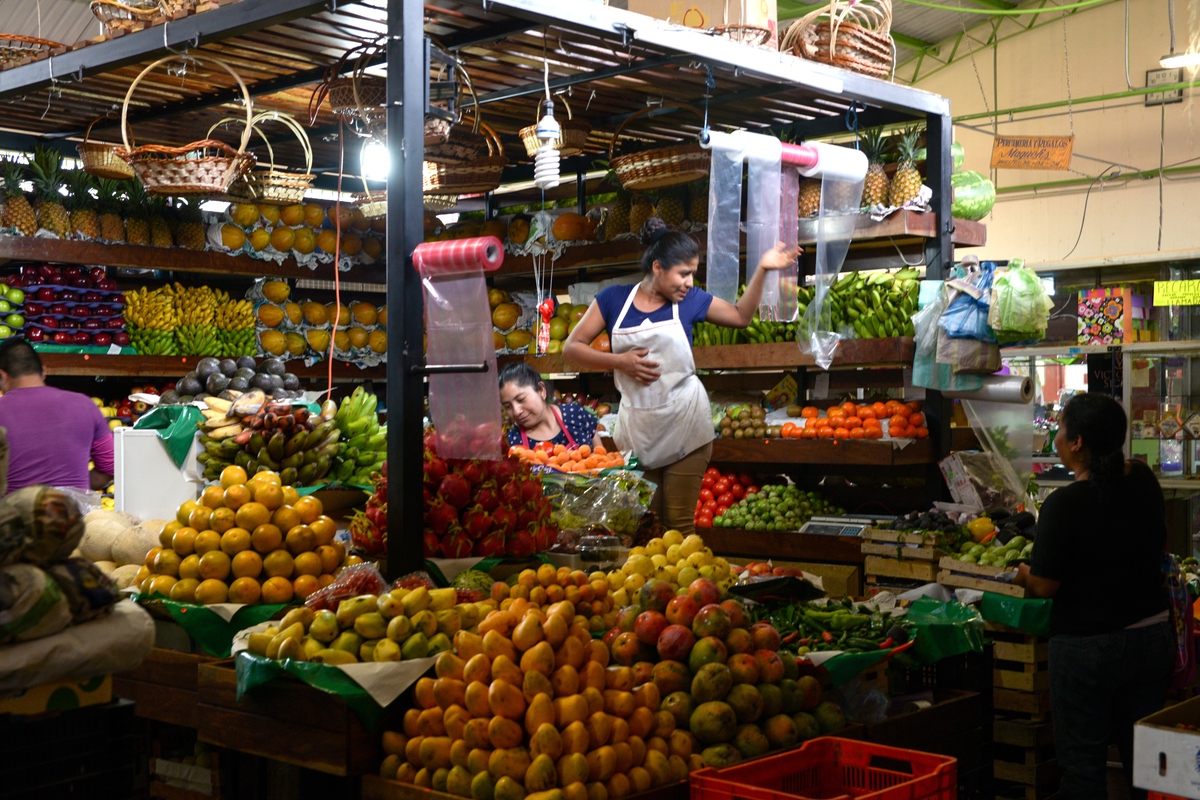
[
  {"xmin": 924, "ymin": 110, "xmax": 955, "ymax": 503},
  {"xmin": 385, "ymin": 0, "xmax": 426, "ymax": 580}
]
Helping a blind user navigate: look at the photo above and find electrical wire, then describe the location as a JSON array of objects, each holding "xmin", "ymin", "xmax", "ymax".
[
  {"xmin": 899, "ymin": 0, "xmax": 1111, "ymax": 15},
  {"xmin": 327, "ymin": 118, "xmax": 345, "ymax": 396},
  {"xmin": 1124, "ymin": 0, "xmax": 1136, "ymax": 90},
  {"xmin": 1062, "ymin": 165, "xmax": 1121, "ymax": 259}
]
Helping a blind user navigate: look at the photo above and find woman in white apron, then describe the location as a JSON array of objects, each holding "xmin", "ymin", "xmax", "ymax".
[{"xmin": 563, "ymin": 218, "xmax": 799, "ymax": 535}]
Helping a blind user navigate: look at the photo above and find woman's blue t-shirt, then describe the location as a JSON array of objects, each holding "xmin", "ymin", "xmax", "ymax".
[
  {"xmin": 506, "ymin": 403, "xmax": 598, "ymax": 448},
  {"xmin": 594, "ymin": 284, "xmax": 714, "ymax": 345}
]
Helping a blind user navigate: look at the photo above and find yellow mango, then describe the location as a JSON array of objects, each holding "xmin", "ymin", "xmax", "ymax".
[
  {"xmin": 556, "ymin": 637, "xmax": 586, "ymax": 671},
  {"xmin": 581, "ymin": 662, "xmax": 606, "ymax": 692},
  {"xmin": 562, "ymin": 720, "xmax": 590, "ymax": 755},
  {"xmin": 530, "ymin": 722, "xmax": 563, "ymax": 762},
  {"xmin": 521, "ymin": 641, "xmax": 556, "ymax": 677},
  {"xmin": 524, "ymin": 755, "xmax": 558, "ymax": 793},
  {"xmin": 488, "ymin": 679, "xmax": 527, "ymax": 720},
  {"xmin": 406, "ymin": 735, "xmax": 425, "ymax": 767},
  {"xmin": 455, "ymin": 630, "xmax": 485, "ymax": 661},
  {"xmin": 523, "ymin": 669, "xmax": 554, "ymax": 703},
  {"xmin": 435, "ymin": 651, "xmax": 466, "ymax": 681},
  {"xmin": 586, "ymin": 713, "xmax": 613, "ymax": 750},
  {"xmin": 488, "ymin": 716, "xmax": 525, "ymax": 750},
  {"xmin": 512, "ymin": 614, "xmax": 544, "ymax": 652},
  {"xmin": 277, "ymin": 637, "xmax": 306, "ymax": 661},
  {"xmin": 642, "ymin": 750, "xmax": 670, "ymax": 786},
  {"xmin": 525, "ymin": 694, "xmax": 556, "ymax": 736},
  {"xmin": 417, "ymin": 707, "xmax": 446, "ymax": 737},
  {"xmin": 583, "ymin": 688, "xmax": 604, "ymax": 717},
  {"xmin": 465, "ymin": 681, "xmax": 492, "ymax": 718},
  {"xmin": 445, "ymin": 705, "xmax": 472, "ymax": 741},
  {"xmin": 447, "ymin": 765, "xmax": 474, "ymax": 797},
  {"xmin": 468, "ymin": 748, "xmax": 494, "ymax": 776},
  {"xmin": 414, "ymin": 677, "xmax": 437, "ymax": 709},
  {"xmin": 433, "ymin": 677, "xmax": 467, "ymax": 709},
  {"xmin": 489, "ymin": 748, "xmax": 533, "ymax": 783},
  {"xmin": 419, "ymin": 736, "xmax": 453, "ymax": 771},
  {"xmin": 493, "ymin": 776, "xmax": 524, "ymax": 800},
  {"xmin": 554, "ymin": 695, "xmax": 589, "ymax": 729},
  {"xmin": 563, "ymin": 782, "xmax": 589, "ymax": 800},
  {"xmin": 491, "ymin": 655, "xmax": 524, "ymax": 686},
  {"xmin": 279, "ymin": 606, "xmax": 315, "ymax": 631},
  {"xmin": 557, "ymin": 753, "xmax": 590, "ymax": 787},
  {"xmin": 247, "ymin": 632, "xmax": 274, "ymax": 656},
  {"xmin": 471, "ymin": 771, "xmax": 495, "ymax": 800},
  {"xmin": 612, "ymin": 743, "xmax": 633, "ymax": 774},
  {"xmin": 463, "ymin": 653, "xmax": 491, "ymax": 685},
  {"xmin": 586, "ymin": 746, "xmax": 617, "ymax": 783}
]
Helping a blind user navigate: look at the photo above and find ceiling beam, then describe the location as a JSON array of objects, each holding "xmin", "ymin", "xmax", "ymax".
[
  {"xmin": 961, "ymin": 0, "xmax": 1017, "ymax": 9},
  {"xmin": 892, "ymin": 32, "xmax": 936, "ymax": 50}
]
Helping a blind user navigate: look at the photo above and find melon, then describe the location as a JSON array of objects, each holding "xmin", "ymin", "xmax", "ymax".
[
  {"xmin": 110, "ymin": 564, "xmax": 142, "ymax": 590},
  {"xmin": 79, "ymin": 516, "xmax": 129, "ymax": 562},
  {"xmin": 93, "ymin": 560, "xmax": 118, "ymax": 575},
  {"xmin": 112, "ymin": 519, "xmax": 167, "ymax": 566}
]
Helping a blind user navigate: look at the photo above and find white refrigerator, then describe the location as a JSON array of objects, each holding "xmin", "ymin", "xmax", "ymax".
[{"xmin": 113, "ymin": 428, "xmax": 201, "ymax": 521}]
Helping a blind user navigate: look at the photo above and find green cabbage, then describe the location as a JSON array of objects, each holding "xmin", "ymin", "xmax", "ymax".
[{"xmin": 950, "ymin": 170, "xmax": 996, "ymax": 221}]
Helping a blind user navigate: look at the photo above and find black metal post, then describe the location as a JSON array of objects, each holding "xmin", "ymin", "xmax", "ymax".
[
  {"xmin": 924, "ymin": 110, "xmax": 955, "ymax": 505},
  {"xmin": 385, "ymin": 0, "xmax": 427, "ymax": 580}
]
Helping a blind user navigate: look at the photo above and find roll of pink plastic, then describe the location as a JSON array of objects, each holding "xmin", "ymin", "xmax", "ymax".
[{"xmin": 413, "ymin": 236, "xmax": 504, "ymax": 277}]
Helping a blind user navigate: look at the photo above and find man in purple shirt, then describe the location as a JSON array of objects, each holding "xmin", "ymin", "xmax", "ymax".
[{"xmin": 0, "ymin": 339, "xmax": 113, "ymax": 493}]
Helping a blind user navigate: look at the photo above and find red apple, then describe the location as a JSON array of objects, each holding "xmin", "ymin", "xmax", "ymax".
[
  {"xmin": 113, "ymin": 332, "xmax": 130, "ymax": 346},
  {"xmin": 36, "ymin": 288, "xmax": 55, "ymax": 303},
  {"xmin": 39, "ymin": 264, "xmax": 59, "ymax": 281},
  {"xmin": 89, "ymin": 267, "xmax": 107, "ymax": 283},
  {"xmin": 112, "ymin": 319, "xmax": 125, "ymax": 330},
  {"xmin": 72, "ymin": 331, "xmax": 91, "ymax": 345},
  {"xmin": 40, "ymin": 318, "xmax": 59, "ymax": 329},
  {"xmin": 59, "ymin": 291, "xmax": 79, "ymax": 303},
  {"xmin": 132, "ymin": 400, "xmax": 149, "ymax": 413},
  {"xmin": 634, "ymin": 610, "xmax": 668, "ymax": 646},
  {"xmin": 95, "ymin": 279, "xmax": 117, "ymax": 291},
  {"xmin": 656, "ymin": 624, "xmax": 696, "ymax": 662},
  {"xmin": 63, "ymin": 266, "xmax": 83, "ymax": 279},
  {"xmin": 83, "ymin": 320, "xmax": 102, "ymax": 330},
  {"xmin": 25, "ymin": 327, "xmax": 44, "ymax": 342},
  {"xmin": 92, "ymin": 333, "xmax": 111, "ymax": 346},
  {"xmin": 60, "ymin": 319, "xmax": 78, "ymax": 329},
  {"xmin": 52, "ymin": 331, "xmax": 71, "ymax": 343},
  {"xmin": 81, "ymin": 291, "xmax": 101, "ymax": 303},
  {"xmin": 70, "ymin": 278, "xmax": 89, "ymax": 289},
  {"xmin": 24, "ymin": 303, "xmax": 42, "ymax": 316}
]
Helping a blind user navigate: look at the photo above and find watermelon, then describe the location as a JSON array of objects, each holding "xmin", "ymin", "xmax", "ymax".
[
  {"xmin": 913, "ymin": 141, "xmax": 965, "ymax": 170},
  {"xmin": 451, "ymin": 569, "xmax": 496, "ymax": 591},
  {"xmin": 950, "ymin": 170, "xmax": 995, "ymax": 221}
]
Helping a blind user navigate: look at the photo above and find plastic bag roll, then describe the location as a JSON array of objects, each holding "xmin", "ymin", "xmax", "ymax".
[
  {"xmin": 797, "ymin": 143, "xmax": 867, "ymax": 371},
  {"xmin": 734, "ymin": 131, "xmax": 782, "ymax": 310},
  {"xmin": 701, "ymin": 130, "xmax": 744, "ymax": 305},
  {"xmin": 778, "ymin": 166, "xmax": 801, "ymax": 322},
  {"xmin": 414, "ymin": 237, "xmax": 505, "ymax": 460},
  {"xmin": 944, "ymin": 375, "xmax": 1034, "ymax": 404}
]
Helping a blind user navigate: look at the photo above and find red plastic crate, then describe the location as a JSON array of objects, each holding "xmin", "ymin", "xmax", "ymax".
[
  {"xmin": 689, "ymin": 737, "xmax": 957, "ymax": 800},
  {"xmin": 1148, "ymin": 794, "xmax": 1189, "ymax": 800}
]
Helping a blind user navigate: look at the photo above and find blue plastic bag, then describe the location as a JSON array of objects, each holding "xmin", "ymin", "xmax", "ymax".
[{"xmin": 939, "ymin": 261, "xmax": 997, "ymax": 343}]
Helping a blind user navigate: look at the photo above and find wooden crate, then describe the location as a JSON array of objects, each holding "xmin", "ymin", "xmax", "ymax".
[
  {"xmin": 865, "ymin": 555, "xmax": 938, "ymax": 583},
  {"xmin": 993, "ymin": 687, "xmax": 1052, "ymax": 718},
  {"xmin": 938, "ymin": 557, "xmax": 1027, "ymax": 598},
  {"xmin": 196, "ymin": 658, "xmax": 388, "ymax": 777},
  {"xmin": 860, "ymin": 528, "xmax": 946, "ymax": 561},
  {"xmin": 994, "ymin": 718, "xmax": 1055, "ymax": 749},
  {"xmin": 113, "ymin": 647, "xmax": 217, "ymax": 729}
]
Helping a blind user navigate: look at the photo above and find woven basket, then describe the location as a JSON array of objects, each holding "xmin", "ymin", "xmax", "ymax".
[
  {"xmin": 310, "ymin": 38, "xmax": 387, "ymax": 136},
  {"xmin": 115, "ymin": 56, "xmax": 255, "ymax": 196},
  {"xmin": 520, "ymin": 96, "xmax": 592, "ymax": 158},
  {"xmin": 608, "ymin": 105, "xmax": 710, "ymax": 192},
  {"xmin": 425, "ymin": 65, "xmax": 490, "ymax": 165},
  {"xmin": 782, "ymin": 0, "xmax": 895, "ymax": 80},
  {"xmin": 77, "ymin": 117, "xmax": 135, "ymax": 180},
  {"xmin": 0, "ymin": 34, "xmax": 63, "ymax": 68},
  {"xmin": 89, "ymin": 0, "xmax": 195, "ymax": 34},
  {"xmin": 424, "ymin": 121, "xmax": 506, "ymax": 195},
  {"xmin": 711, "ymin": 24, "xmax": 773, "ymax": 49},
  {"xmin": 211, "ymin": 111, "xmax": 314, "ymax": 205}
]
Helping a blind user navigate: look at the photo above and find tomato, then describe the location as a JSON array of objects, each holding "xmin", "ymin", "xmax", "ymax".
[
  {"xmin": 717, "ymin": 492, "xmax": 735, "ymax": 507},
  {"xmin": 817, "ymin": 427, "xmax": 835, "ymax": 439},
  {"xmin": 889, "ymin": 415, "xmax": 909, "ymax": 428},
  {"xmin": 701, "ymin": 475, "xmax": 716, "ymax": 490},
  {"xmin": 716, "ymin": 503, "xmax": 730, "ymax": 516},
  {"xmin": 845, "ymin": 416, "xmax": 863, "ymax": 429},
  {"xmin": 863, "ymin": 417, "xmax": 882, "ymax": 429},
  {"xmin": 697, "ymin": 512, "xmax": 714, "ymax": 528},
  {"xmin": 705, "ymin": 467, "xmax": 721, "ymax": 479},
  {"xmin": 849, "ymin": 427, "xmax": 866, "ymax": 439},
  {"xmin": 864, "ymin": 427, "xmax": 884, "ymax": 439},
  {"xmin": 906, "ymin": 401, "xmax": 922, "ymax": 413},
  {"xmin": 915, "ymin": 427, "xmax": 929, "ymax": 438},
  {"xmin": 801, "ymin": 406, "xmax": 819, "ymax": 418},
  {"xmin": 895, "ymin": 404, "xmax": 912, "ymax": 419},
  {"xmin": 713, "ymin": 478, "xmax": 731, "ymax": 494},
  {"xmin": 700, "ymin": 489, "xmax": 715, "ymax": 503},
  {"xmin": 730, "ymin": 483, "xmax": 745, "ymax": 499},
  {"xmin": 909, "ymin": 412, "xmax": 925, "ymax": 427},
  {"xmin": 833, "ymin": 427, "xmax": 850, "ymax": 439},
  {"xmin": 859, "ymin": 408, "xmax": 876, "ymax": 420},
  {"xmin": 828, "ymin": 407, "xmax": 847, "ymax": 419},
  {"xmin": 738, "ymin": 473, "xmax": 754, "ymax": 487},
  {"xmin": 888, "ymin": 425, "xmax": 906, "ymax": 438},
  {"xmin": 841, "ymin": 402, "xmax": 858, "ymax": 417},
  {"xmin": 745, "ymin": 486, "xmax": 760, "ymax": 496},
  {"xmin": 696, "ymin": 500, "xmax": 703, "ymax": 511},
  {"xmin": 724, "ymin": 472, "xmax": 738, "ymax": 483},
  {"xmin": 702, "ymin": 500, "xmax": 719, "ymax": 513},
  {"xmin": 801, "ymin": 428, "xmax": 818, "ymax": 439},
  {"xmin": 781, "ymin": 422, "xmax": 797, "ymax": 438},
  {"xmin": 872, "ymin": 402, "xmax": 888, "ymax": 418}
]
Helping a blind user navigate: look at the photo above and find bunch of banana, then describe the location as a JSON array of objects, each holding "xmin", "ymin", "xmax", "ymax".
[
  {"xmin": 124, "ymin": 285, "xmax": 180, "ymax": 355},
  {"xmin": 330, "ymin": 386, "xmax": 386, "ymax": 486},
  {"xmin": 692, "ymin": 321, "xmax": 746, "ymax": 347},
  {"xmin": 829, "ymin": 267, "xmax": 920, "ymax": 340},
  {"xmin": 213, "ymin": 289, "xmax": 257, "ymax": 357},
  {"xmin": 171, "ymin": 284, "xmax": 222, "ymax": 357},
  {"xmin": 196, "ymin": 395, "xmax": 247, "ymax": 441}
]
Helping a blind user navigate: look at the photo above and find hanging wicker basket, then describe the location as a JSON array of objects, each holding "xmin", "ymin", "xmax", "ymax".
[
  {"xmin": 608, "ymin": 105, "xmax": 710, "ymax": 192},
  {"xmin": 0, "ymin": 34, "xmax": 63, "ymax": 68},
  {"xmin": 424, "ymin": 120, "xmax": 506, "ymax": 195},
  {"xmin": 89, "ymin": 0, "xmax": 196, "ymax": 35},
  {"xmin": 781, "ymin": 0, "xmax": 895, "ymax": 80},
  {"xmin": 77, "ymin": 117, "xmax": 136, "ymax": 180},
  {"xmin": 425, "ymin": 65, "xmax": 491, "ymax": 165},
  {"xmin": 710, "ymin": 25, "xmax": 773, "ymax": 49},
  {"xmin": 212, "ymin": 111, "xmax": 315, "ymax": 205},
  {"xmin": 520, "ymin": 96, "xmax": 592, "ymax": 158},
  {"xmin": 115, "ymin": 56, "xmax": 255, "ymax": 196},
  {"xmin": 310, "ymin": 38, "xmax": 387, "ymax": 136}
]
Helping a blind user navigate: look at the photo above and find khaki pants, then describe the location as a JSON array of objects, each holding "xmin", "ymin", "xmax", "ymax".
[{"xmin": 643, "ymin": 441, "xmax": 712, "ymax": 537}]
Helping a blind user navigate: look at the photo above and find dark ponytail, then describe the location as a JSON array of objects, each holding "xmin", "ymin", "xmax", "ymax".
[
  {"xmin": 1060, "ymin": 393, "xmax": 1128, "ymax": 496},
  {"xmin": 639, "ymin": 217, "xmax": 699, "ymax": 275}
]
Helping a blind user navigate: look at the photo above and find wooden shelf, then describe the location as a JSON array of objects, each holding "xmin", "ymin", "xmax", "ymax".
[
  {"xmin": 700, "ymin": 527, "xmax": 865, "ymax": 564},
  {"xmin": 797, "ymin": 210, "xmax": 987, "ymax": 248},
  {"xmin": 495, "ymin": 239, "xmax": 645, "ymax": 277},
  {"xmin": 0, "ymin": 236, "xmax": 386, "ymax": 284},
  {"xmin": 38, "ymin": 353, "xmax": 385, "ymax": 380},
  {"xmin": 710, "ymin": 437, "xmax": 935, "ymax": 465},
  {"xmin": 501, "ymin": 336, "xmax": 915, "ymax": 375}
]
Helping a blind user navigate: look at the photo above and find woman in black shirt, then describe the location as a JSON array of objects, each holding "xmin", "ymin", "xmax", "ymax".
[{"xmin": 1016, "ymin": 392, "xmax": 1171, "ymax": 800}]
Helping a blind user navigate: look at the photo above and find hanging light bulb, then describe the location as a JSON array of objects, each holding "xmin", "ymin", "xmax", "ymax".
[
  {"xmin": 361, "ymin": 138, "xmax": 390, "ymax": 182},
  {"xmin": 533, "ymin": 99, "xmax": 561, "ymax": 191}
]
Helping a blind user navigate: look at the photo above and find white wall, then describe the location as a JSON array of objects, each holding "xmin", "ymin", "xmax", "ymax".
[{"xmin": 909, "ymin": 0, "xmax": 1200, "ymax": 263}]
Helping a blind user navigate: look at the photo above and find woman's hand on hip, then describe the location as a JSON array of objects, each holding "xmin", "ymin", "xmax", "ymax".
[
  {"xmin": 757, "ymin": 242, "xmax": 803, "ymax": 272},
  {"xmin": 620, "ymin": 348, "xmax": 661, "ymax": 385}
]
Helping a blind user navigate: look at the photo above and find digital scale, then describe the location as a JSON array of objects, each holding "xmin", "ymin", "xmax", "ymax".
[{"xmin": 796, "ymin": 514, "xmax": 896, "ymax": 537}]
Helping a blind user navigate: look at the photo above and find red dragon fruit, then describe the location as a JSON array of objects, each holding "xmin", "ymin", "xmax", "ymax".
[
  {"xmin": 499, "ymin": 479, "xmax": 522, "ymax": 507},
  {"xmin": 423, "ymin": 529, "xmax": 441, "ymax": 557},
  {"xmin": 488, "ymin": 456, "xmax": 518, "ymax": 486},
  {"xmin": 424, "ymin": 452, "xmax": 448, "ymax": 486},
  {"xmin": 441, "ymin": 527, "xmax": 473, "ymax": 558},
  {"xmin": 530, "ymin": 521, "xmax": 558, "ymax": 552},
  {"xmin": 437, "ymin": 472, "xmax": 471, "ymax": 510},
  {"xmin": 461, "ymin": 505, "xmax": 491, "ymax": 540},
  {"xmin": 456, "ymin": 460, "xmax": 486, "ymax": 487},
  {"xmin": 472, "ymin": 480, "xmax": 500, "ymax": 513},
  {"xmin": 517, "ymin": 502, "xmax": 541, "ymax": 530},
  {"xmin": 505, "ymin": 528, "xmax": 536, "ymax": 557},
  {"xmin": 518, "ymin": 475, "xmax": 542, "ymax": 503},
  {"xmin": 490, "ymin": 505, "xmax": 517, "ymax": 538},
  {"xmin": 473, "ymin": 530, "xmax": 506, "ymax": 558},
  {"xmin": 426, "ymin": 497, "xmax": 458, "ymax": 536}
]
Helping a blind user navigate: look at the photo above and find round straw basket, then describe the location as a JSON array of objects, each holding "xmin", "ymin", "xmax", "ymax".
[
  {"xmin": 520, "ymin": 96, "xmax": 592, "ymax": 158},
  {"xmin": 423, "ymin": 121, "xmax": 506, "ymax": 195},
  {"xmin": 781, "ymin": 0, "xmax": 895, "ymax": 80},
  {"xmin": 77, "ymin": 117, "xmax": 136, "ymax": 180},
  {"xmin": 608, "ymin": 105, "xmax": 710, "ymax": 191}
]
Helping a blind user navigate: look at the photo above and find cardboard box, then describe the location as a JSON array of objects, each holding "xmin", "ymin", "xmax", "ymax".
[
  {"xmin": 0, "ymin": 674, "xmax": 112, "ymax": 715},
  {"xmin": 1134, "ymin": 694, "xmax": 1200, "ymax": 797},
  {"xmin": 616, "ymin": 0, "xmax": 779, "ymax": 46}
]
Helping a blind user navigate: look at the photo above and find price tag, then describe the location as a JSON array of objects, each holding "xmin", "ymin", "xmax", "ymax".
[
  {"xmin": 107, "ymin": 344, "xmax": 122, "ymax": 355},
  {"xmin": 1154, "ymin": 280, "xmax": 1200, "ymax": 306}
]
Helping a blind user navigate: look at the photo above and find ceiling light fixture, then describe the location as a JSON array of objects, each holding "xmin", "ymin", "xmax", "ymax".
[
  {"xmin": 1159, "ymin": 51, "xmax": 1200, "ymax": 68},
  {"xmin": 361, "ymin": 139, "xmax": 389, "ymax": 182}
]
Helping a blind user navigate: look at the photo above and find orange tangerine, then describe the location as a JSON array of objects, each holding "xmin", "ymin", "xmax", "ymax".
[
  {"xmin": 281, "ymin": 486, "xmax": 300, "ymax": 507},
  {"xmin": 220, "ymin": 465, "xmax": 248, "ymax": 489},
  {"xmin": 224, "ymin": 484, "xmax": 251, "ymax": 510},
  {"xmin": 195, "ymin": 578, "xmax": 229, "ymax": 605},
  {"xmin": 318, "ymin": 573, "xmax": 336, "ymax": 588},
  {"xmin": 309, "ymin": 516, "xmax": 337, "ymax": 547},
  {"xmin": 315, "ymin": 228, "xmax": 338, "ymax": 254},
  {"xmin": 315, "ymin": 545, "xmax": 341, "ymax": 574},
  {"xmin": 327, "ymin": 540, "xmax": 346, "ymax": 566},
  {"xmin": 292, "ymin": 496, "xmax": 323, "ymax": 524},
  {"xmin": 178, "ymin": 554, "xmax": 201, "ymax": 581},
  {"xmin": 292, "ymin": 226, "xmax": 316, "ymax": 255},
  {"xmin": 257, "ymin": 203, "xmax": 282, "ymax": 226},
  {"xmin": 220, "ymin": 528, "xmax": 252, "ymax": 556},
  {"xmin": 251, "ymin": 523, "xmax": 283, "ymax": 553},
  {"xmin": 235, "ymin": 502, "xmax": 271, "ymax": 531},
  {"xmin": 148, "ymin": 575, "xmax": 177, "ymax": 598},
  {"xmin": 293, "ymin": 551, "xmax": 322, "ymax": 576},
  {"xmin": 176, "ymin": 500, "xmax": 199, "ymax": 527},
  {"xmin": 231, "ymin": 550, "xmax": 263, "ymax": 579},
  {"xmin": 270, "ymin": 225, "xmax": 296, "ymax": 252},
  {"xmin": 170, "ymin": 578, "xmax": 199, "ymax": 603},
  {"xmin": 253, "ymin": 483, "xmax": 284, "ymax": 511},
  {"xmin": 228, "ymin": 576, "xmax": 261, "ymax": 605},
  {"xmin": 271, "ymin": 505, "xmax": 302, "ymax": 533},
  {"xmin": 344, "ymin": 554, "xmax": 364, "ymax": 566},
  {"xmin": 198, "ymin": 550, "xmax": 231, "ymax": 581},
  {"xmin": 172, "ymin": 527, "xmax": 198, "ymax": 556},
  {"xmin": 263, "ymin": 549, "xmax": 294, "ymax": 579},
  {"xmin": 280, "ymin": 203, "xmax": 306, "ymax": 227},
  {"xmin": 154, "ymin": 549, "xmax": 182, "ymax": 577},
  {"xmin": 285, "ymin": 525, "xmax": 316, "ymax": 555},
  {"xmin": 189, "ymin": 505, "xmax": 213, "ymax": 532},
  {"xmin": 159, "ymin": 520, "xmax": 183, "ymax": 548},
  {"xmin": 362, "ymin": 236, "xmax": 382, "ymax": 259},
  {"xmin": 293, "ymin": 574, "xmax": 320, "ymax": 600},
  {"xmin": 262, "ymin": 576, "xmax": 294, "ymax": 605},
  {"xmin": 194, "ymin": 530, "xmax": 222, "ymax": 555},
  {"xmin": 303, "ymin": 203, "xmax": 326, "ymax": 228},
  {"xmin": 249, "ymin": 471, "xmax": 281, "ymax": 489},
  {"xmin": 209, "ymin": 507, "xmax": 237, "ymax": 534},
  {"xmin": 145, "ymin": 547, "xmax": 163, "ymax": 569},
  {"xmin": 200, "ymin": 485, "xmax": 226, "ymax": 509}
]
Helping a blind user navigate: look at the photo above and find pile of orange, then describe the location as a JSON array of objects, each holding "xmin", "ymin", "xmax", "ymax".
[
  {"xmin": 780, "ymin": 400, "xmax": 928, "ymax": 441},
  {"xmin": 135, "ymin": 466, "xmax": 354, "ymax": 607},
  {"xmin": 509, "ymin": 443, "xmax": 625, "ymax": 473}
]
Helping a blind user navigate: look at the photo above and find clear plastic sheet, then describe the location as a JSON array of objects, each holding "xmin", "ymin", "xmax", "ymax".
[
  {"xmin": 703, "ymin": 131, "xmax": 747, "ymax": 305},
  {"xmin": 962, "ymin": 398, "xmax": 1035, "ymax": 510},
  {"xmin": 739, "ymin": 132, "xmax": 783, "ymax": 312},
  {"xmin": 797, "ymin": 143, "xmax": 866, "ymax": 370}
]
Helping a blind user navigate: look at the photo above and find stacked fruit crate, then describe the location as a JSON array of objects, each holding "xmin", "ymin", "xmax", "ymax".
[{"xmin": 989, "ymin": 621, "xmax": 1059, "ymax": 799}]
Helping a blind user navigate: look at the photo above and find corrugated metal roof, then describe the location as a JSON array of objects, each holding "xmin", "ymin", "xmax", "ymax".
[
  {"xmin": 0, "ymin": 0, "xmax": 99, "ymax": 47},
  {"xmin": 891, "ymin": 1, "xmax": 980, "ymax": 47}
]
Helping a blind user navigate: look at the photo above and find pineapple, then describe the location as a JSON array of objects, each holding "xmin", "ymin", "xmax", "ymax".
[
  {"xmin": 148, "ymin": 195, "xmax": 173, "ymax": 248},
  {"xmin": 888, "ymin": 126, "xmax": 924, "ymax": 208},
  {"xmin": 0, "ymin": 158, "xmax": 36, "ymax": 236},
  {"xmin": 65, "ymin": 170, "xmax": 100, "ymax": 239},
  {"xmin": 859, "ymin": 127, "xmax": 891, "ymax": 209},
  {"xmin": 175, "ymin": 197, "xmax": 205, "ymax": 251},
  {"xmin": 124, "ymin": 181, "xmax": 150, "ymax": 246},
  {"xmin": 28, "ymin": 147, "xmax": 69, "ymax": 237},
  {"xmin": 654, "ymin": 188, "xmax": 685, "ymax": 227},
  {"xmin": 96, "ymin": 179, "xmax": 126, "ymax": 243},
  {"xmin": 607, "ymin": 192, "xmax": 630, "ymax": 237},
  {"xmin": 628, "ymin": 193, "xmax": 652, "ymax": 234},
  {"xmin": 797, "ymin": 178, "xmax": 821, "ymax": 218},
  {"xmin": 687, "ymin": 180, "xmax": 708, "ymax": 225}
]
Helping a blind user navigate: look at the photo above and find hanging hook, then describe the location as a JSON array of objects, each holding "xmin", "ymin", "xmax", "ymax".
[
  {"xmin": 702, "ymin": 65, "xmax": 715, "ymax": 133},
  {"xmin": 845, "ymin": 101, "xmax": 861, "ymax": 148}
]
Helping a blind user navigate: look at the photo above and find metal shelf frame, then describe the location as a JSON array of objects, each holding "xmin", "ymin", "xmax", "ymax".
[{"xmin": 0, "ymin": 0, "xmax": 958, "ymax": 578}]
